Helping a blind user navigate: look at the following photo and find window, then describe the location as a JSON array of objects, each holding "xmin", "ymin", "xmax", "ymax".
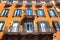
[
  {"xmin": 37, "ymin": 9, "xmax": 45, "ymax": 17},
  {"xmin": 24, "ymin": 22, "xmax": 34, "ymax": 32},
  {"xmin": 1, "ymin": 9, "xmax": 9, "ymax": 17},
  {"xmin": 48, "ymin": 10, "xmax": 57, "ymax": 17},
  {"xmin": 13, "ymin": 9, "xmax": 22, "ymax": 17},
  {"xmin": 10, "ymin": 21, "xmax": 20, "ymax": 32},
  {"xmin": 53, "ymin": 21, "xmax": 60, "ymax": 30},
  {"xmin": 18, "ymin": 0, "xmax": 23, "ymax": 4},
  {"xmin": 0, "ymin": 21, "xmax": 5, "ymax": 31},
  {"xmin": 6, "ymin": 0, "xmax": 13, "ymax": 4},
  {"xmin": 38, "ymin": 21, "xmax": 51, "ymax": 32},
  {"xmin": 26, "ymin": 9, "xmax": 33, "ymax": 15}
]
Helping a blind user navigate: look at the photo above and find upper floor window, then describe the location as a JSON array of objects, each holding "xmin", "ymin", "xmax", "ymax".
[
  {"xmin": 48, "ymin": 10, "xmax": 57, "ymax": 17},
  {"xmin": 0, "ymin": 21, "xmax": 5, "ymax": 31},
  {"xmin": 53, "ymin": 21, "xmax": 60, "ymax": 30},
  {"xmin": 10, "ymin": 21, "xmax": 20, "ymax": 32},
  {"xmin": 24, "ymin": 21, "xmax": 34, "ymax": 32},
  {"xmin": 1, "ymin": 9, "xmax": 9, "ymax": 17},
  {"xmin": 13, "ymin": 9, "xmax": 22, "ymax": 17},
  {"xmin": 37, "ymin": 9, "xmax": 45, "ymax": 17},
  {"xmin": 26, "ymin": 9, "xmax": 33, "ymax": 15},
  {"xmin": 6, "ymin": 0, "xmax": 13, "ymax": 4},
  {"xmin": 38, "ymin": 21, "xmax": 51, "ymax": 32}
]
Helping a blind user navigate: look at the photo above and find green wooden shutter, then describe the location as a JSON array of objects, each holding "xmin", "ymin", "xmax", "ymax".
[
  {"xmin": 45, "ymin": 21, "xmax": 50, "ymax": 32},
  {"xmin": 32, "ymin": 22, "xmax": 34, "ymax": 31},
  {"xmin": 24, "ymin": 22, "xmax": 27, "ymax": 32},
  {"xmin": 38, "ymin": 21, "xmax": 41, "ymax": 32}
]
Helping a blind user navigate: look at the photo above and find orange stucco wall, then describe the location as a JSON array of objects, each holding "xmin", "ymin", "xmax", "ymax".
[{"xmin": 0, "ymin": 1, "xmax": 60, "ymax": 40}]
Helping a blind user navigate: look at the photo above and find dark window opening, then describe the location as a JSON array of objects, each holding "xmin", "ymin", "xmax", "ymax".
[
  {"xmin": 0, "ymin": 9, "xmax": 9, "ymax": 17},
  {"xmin": 53, "ymin": 21, "xmax": 60, "ymax": 30},
  {"xmin": 13, "ymin": 9, "xmax": 22, "ymax": 17},
  {"xmin": 24, "ymin": 21, "xmax": 34, "ymax": 32}
]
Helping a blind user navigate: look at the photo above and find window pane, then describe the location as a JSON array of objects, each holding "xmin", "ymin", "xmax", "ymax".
[
  {"xmin": 6, "ymin": 0, "xmax": 13, "ymax": 4},
  {"xmin": 48, "ymin": 10, "xmax": 57, "ymax": 17},
  {"xmin": 10, "ymin": 21, "xmax": 20, "ymax": 32},
  {"xmin": 14, "ymin": 9, "xmax": 22, "ymax": 17},
  {"xmin": 24, "ymin": 22, "xmax": 34, "ymax": 32},
  {"xmin": 1, "ymin": 9, "xmax": 9, "ymax": 17},
  {"xmin": 53, "ymin": 21, "xmax": 60, "ymax": 30},
  {"xmin": 0, "ymin": 21, "xmax": 5, "ymax": 31},
  {"xmin": 37, "ymin": 9, "xmax": 45, "ymax": 17},
  {"xmin": 26, "ymin": 9, "xmax": 33, "ymax": 15},
  {"xmin": 38, "ymin": 21, "xmax": 51, "ymax": 32}
]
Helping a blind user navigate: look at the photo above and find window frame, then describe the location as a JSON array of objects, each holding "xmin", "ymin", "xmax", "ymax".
[
  {"xmin": 48, "ymin": 9, "xmax": 57, "ymax": 17},
  {"xmin": 53, "ymin": 21, "xmax": 60, "ymax": 30},
  {"xmin": 0, "ymin": 9, "xmax": 9, "ymax": 17},
  {"xmin": 38, "ymin": 21, "xmax": 51, "ymax": 32},
  {"xmin": 23, "ymin": 21, "xmax": 34, "ymax": 32},
  {"xmin": 6, "ymin": 0, "xmax": 13, "ymax": 5},
  {"xmin": 0, "ymin": 21, "xmax": 5, "ymax": 31},
  {"xmin": 10, "ymin": 21, "xmax": 20, "ymax": 32},
  {"xmin": 13, "ymin": 9, "xmax": 22, "ymax": 17},
  {"xmin": 25, "ymin": 8, "xmax": 33, "ymax": 16},
  {"xmin": 37, "ymin": 9, "xmax": 45, "ymax": 17}
]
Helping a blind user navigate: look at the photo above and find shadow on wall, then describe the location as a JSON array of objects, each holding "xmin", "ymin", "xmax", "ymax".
[{"xmin": 2, "ymin": 34, "xmax": 53, "ymax": 40}]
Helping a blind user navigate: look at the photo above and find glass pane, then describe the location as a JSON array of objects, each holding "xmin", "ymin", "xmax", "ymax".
[
  {"xmin": 40, "ymin": 22, "xmax": 46, "ymax": 32},
  {"xmin": 10, "ymin": 21, "xmax": 20, "ymax": 32},
  {"xmin": 1, "ymin": 9, "xmax": 9, "ymax": 17},
  {"xmin": 24, "ymin": 22, "xmax": 33, "ymax": 32},
  {"xmin": 6, "ymin": 0, "xmax": 13, "ymax": 4},
  {"xmin": 37, "ymin": 9, "xmax": 45, "ymax": 17},
  {"xmin": 53, "ymin": 21, "xmax": 60, "ymax": 30},
  {"xmin": 0, "ymin": 21, "xmax": 5, "ymax": 31},
  {"xmin": 38, "ymin": 21, "xmax": 51, "ymax": 32},
  {"xmin": 58, "ymin": 21, "xmax": 60, "ymax": 27},
  {"xmin": 26, "ymin": 9, "xmax": 33, "ymax": 15},
  {"xmin": 48, "ymin": 10, "xmax": 57, "ymax": 17},
  {"xmin": 14, "ymin": 9, "xmax": 22, "ymax": 16}
]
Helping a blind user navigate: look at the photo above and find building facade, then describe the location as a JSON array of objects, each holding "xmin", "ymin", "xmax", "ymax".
[{"xmin": 0, "ymin": 0, "xmax": 60, "ymax": 40}]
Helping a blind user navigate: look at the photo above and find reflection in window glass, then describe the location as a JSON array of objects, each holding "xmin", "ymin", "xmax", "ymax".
[
  {"xmin": 37, "ymin": 9, "xmax": 45, "ymax": 17},
  {"xmin": 53, "ymin": 21, "xmax": 60, "ymax": 30},
  {"xmin": 10, "ymin": 21, "xmax": 20, "ymax": 32},
  {"xmin": 38, "ymin": 21, "xmax": 51, "ymax": 32},
  {"xmin": 0, "ymin": 21, "xmax": 5, "ymax": 31},
  {"xmin": 1, "ymin": 9, "xmax": 9, "ymax": 17},
  {"xmin": 48, "ymin": 10, "xmax": 57, "ymax": 17},
  {"xmin": 24, "ymin": 22, "xmax": 34, "ymax": 32},
  {"xmin": 26, "ymin": 9, "xmax": 33, "ymax": 15},
  {"xmin": 14, "ymin": 9, "xmax": 22, "ymax": 17}
]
